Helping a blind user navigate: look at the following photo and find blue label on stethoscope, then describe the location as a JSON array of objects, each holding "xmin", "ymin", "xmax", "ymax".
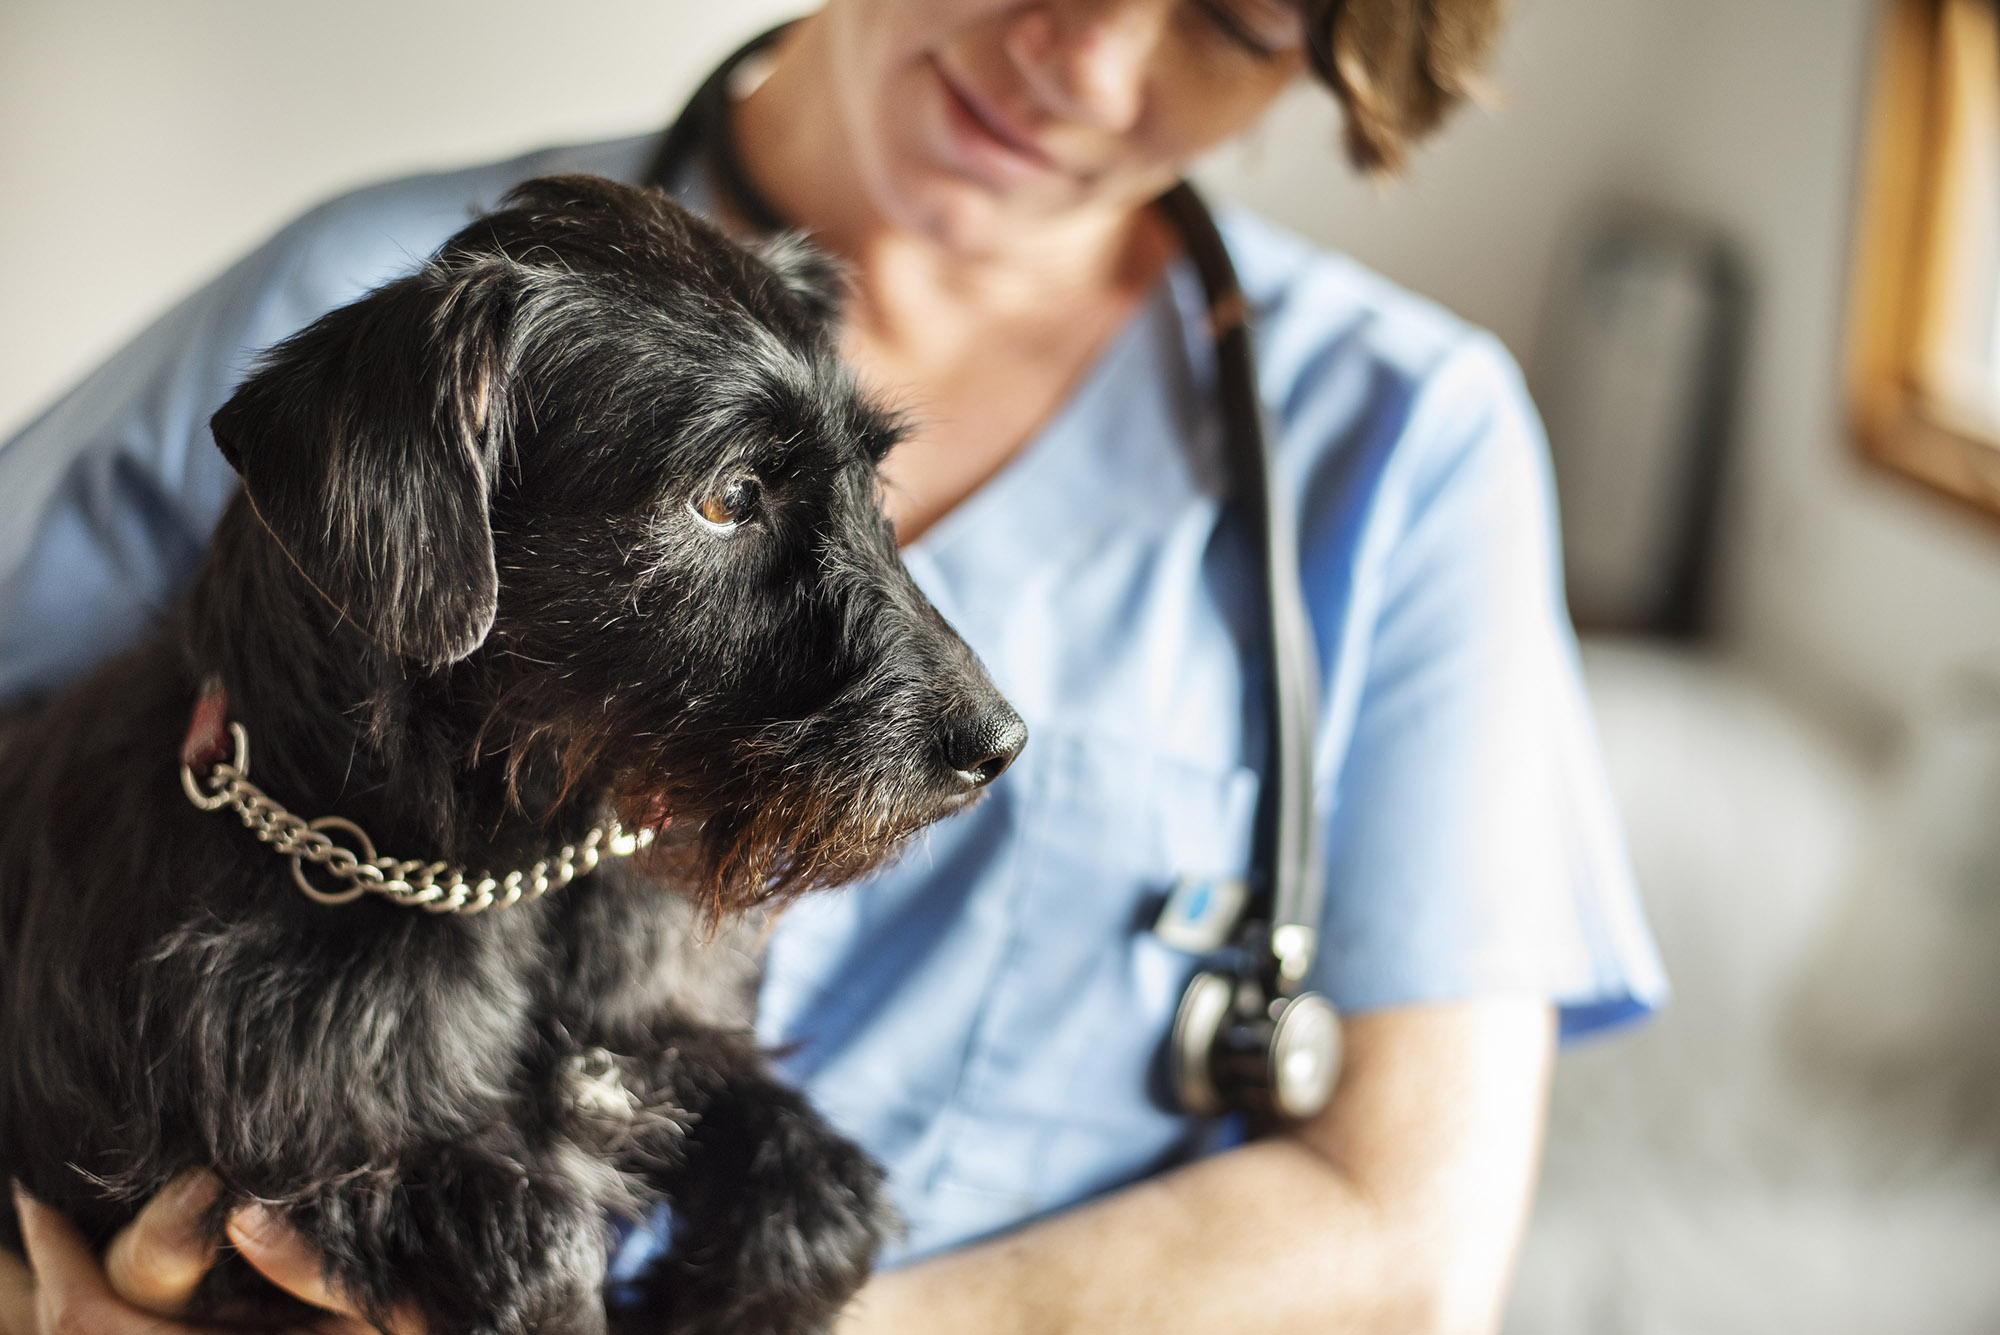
[{"xmin": 1152, "ymin": 875, "xmax": 1247, "ymax": 953}]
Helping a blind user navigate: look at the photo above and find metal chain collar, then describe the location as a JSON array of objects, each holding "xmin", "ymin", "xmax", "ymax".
[{"xmin": 179, "ymin": 720, "xmax": 653, "ymax": 914}]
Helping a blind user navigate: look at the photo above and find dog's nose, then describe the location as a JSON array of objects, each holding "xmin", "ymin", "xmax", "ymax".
[{"xmin": 945, "ymin": 704, "xmax": 1027, "ymax": 790}]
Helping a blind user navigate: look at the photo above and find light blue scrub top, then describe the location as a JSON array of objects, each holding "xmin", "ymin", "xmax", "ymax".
[{"xmin": 0, "ymin": 134, "xmax": 1664, "ymax": 1267}]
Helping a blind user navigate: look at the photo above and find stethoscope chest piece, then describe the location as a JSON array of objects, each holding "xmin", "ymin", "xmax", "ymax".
[{"xmin": 1171, "ymin": 969, "xmax": 1342, "ymax": 1122}]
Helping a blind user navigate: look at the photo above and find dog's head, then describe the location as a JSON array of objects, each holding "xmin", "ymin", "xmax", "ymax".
[{"xmin": 208, "ymin": 174, "xmax": 1024, "ymax": 909}]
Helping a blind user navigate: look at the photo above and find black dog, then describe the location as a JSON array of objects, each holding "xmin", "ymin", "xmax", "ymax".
[{"xmin": 0, "ymin": 174, "xmax": 1024, "ymax": 1335}]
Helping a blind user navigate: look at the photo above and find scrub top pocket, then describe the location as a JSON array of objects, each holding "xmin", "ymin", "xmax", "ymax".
[{"xmin": 914, "ymin": 728, "xmax": 1259, "ymax": 1242}]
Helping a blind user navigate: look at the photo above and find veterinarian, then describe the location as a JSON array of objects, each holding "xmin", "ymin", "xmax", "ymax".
[{"xmin": 0, "ymin": 1, "xmax": 1664, "ymax": 1331}]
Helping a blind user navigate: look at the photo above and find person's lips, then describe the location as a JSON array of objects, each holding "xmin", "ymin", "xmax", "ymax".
[{"xmin": 930, "ymin": 55, "xmax": 1065, "ymax": 181}]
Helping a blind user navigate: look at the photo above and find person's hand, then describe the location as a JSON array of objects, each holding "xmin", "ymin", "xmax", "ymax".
[{"xmin": 4, "ymin": 1175, "xmax": 422, "ymax": 1335}]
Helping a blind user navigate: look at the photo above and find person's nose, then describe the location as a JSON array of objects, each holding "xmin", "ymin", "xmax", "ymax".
[{"xmin": 1002, "ymin": 0, "xmax": 1168, "ymax": 132}]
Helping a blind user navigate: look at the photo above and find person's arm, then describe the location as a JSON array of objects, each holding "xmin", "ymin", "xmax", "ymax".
[
  {"xmin": 3, "ymin": 998, "xmax": 1548, "ymax": 1335},
  {"xmin": 840, "ymin": 999, "xmax": 1553, "ymax": 1335}
]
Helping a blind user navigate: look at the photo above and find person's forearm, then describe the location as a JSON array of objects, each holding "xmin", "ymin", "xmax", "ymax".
[
  {"xmin": 841, "ymin": 1138, "xmax": 1430, "ymax": 1335},
  {"xmin": 836, "ymin": 1001, "xmax": 1555, "ymax": 1335}
]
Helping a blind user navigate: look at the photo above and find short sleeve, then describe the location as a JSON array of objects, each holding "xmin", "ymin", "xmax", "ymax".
[{"xmin": 1299, "ymin": 335, "xmax": 1667, "ymax": 1038}]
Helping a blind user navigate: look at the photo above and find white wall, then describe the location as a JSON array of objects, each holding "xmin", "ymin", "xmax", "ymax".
[
  {"xmin": 0, "ymin": 0, "xmax": 798, "ymax": 439},
  {"xmin": 5, "ymin": 0, "xmax": 1998, "ymax": 734}
]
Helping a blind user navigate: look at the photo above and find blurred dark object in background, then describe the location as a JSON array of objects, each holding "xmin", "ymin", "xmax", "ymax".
[{"xmin": 1535, "ymin": 209, "xmax": 1745, "ymax": 637}]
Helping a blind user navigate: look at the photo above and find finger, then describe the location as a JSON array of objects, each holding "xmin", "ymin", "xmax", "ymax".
[
  {"xmin": 15, "ymin": 1183, "xmax": 237, "ymax": 1335},
  {"xmin": 225, "ymin": 1205, "xmax": 424, "ymax": 1335},
  {"xmin": 223, "ymin": 1204, "xmax": 353, "ymax": 1317},
  {"xmin": 102, "ymin": 1170, "xmax": 221, "ymax": 1316},
  {"xmin": 0, "ymin": 1240, "xmax": 37, "ymax": 1335},
  {"xmin": 14, "ymin": 1181, "xmax": 118, "ymax": 1307}
]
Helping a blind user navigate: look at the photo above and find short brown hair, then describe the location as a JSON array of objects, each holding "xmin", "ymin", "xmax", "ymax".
[{"xmin": 1304, "ymin": 0, "xmax": 1507, "ymax": 172}]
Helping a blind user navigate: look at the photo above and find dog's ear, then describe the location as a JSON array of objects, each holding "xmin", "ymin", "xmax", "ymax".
[
  {"xmin": 209, "ymin": 264, "xmax": 512, "ymax": 669},
  {"xmin": 751, "ymin": 232, "xmax": 848, "ymax": 337}
]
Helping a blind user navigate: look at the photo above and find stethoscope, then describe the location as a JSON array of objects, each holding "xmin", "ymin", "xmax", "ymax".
[{"xmin": 651, "ymin": 27, "xmax": 1342, "ymax": 1123}]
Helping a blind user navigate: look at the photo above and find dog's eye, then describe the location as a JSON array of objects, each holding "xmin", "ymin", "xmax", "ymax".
[{"xmin": 691, "ymin": 477, "xmax": 761, "ymax": 532}]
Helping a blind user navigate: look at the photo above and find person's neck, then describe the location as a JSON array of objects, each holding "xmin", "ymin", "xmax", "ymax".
[{"xmin": 730, "ymin": 16, "xmax": 1169, "ymax": 344}]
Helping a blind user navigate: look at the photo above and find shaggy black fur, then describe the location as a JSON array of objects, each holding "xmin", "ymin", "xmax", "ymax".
[{"xmin": 0, "ymin": 175, "xmax": 1025, "ymax": 1335}]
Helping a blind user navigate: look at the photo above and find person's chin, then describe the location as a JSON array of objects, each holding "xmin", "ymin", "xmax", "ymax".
[
  {"xmin": 905, "ymin": 179, "xmax": 1071, "ymax": 256},
  {"xmin": 868, "ymin": 153, "xmax": 1068, "ymax": 256}
]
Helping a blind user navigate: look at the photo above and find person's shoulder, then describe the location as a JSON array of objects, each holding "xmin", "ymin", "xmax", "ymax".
[
  {"xmin": 248, "ymin": 133, "xmax": 658, "ymax": 319},
  {"xmin": 1216, "ymin": 206, "xmax": 1536, "ymax": 488},
  {"xmin": 1218, "ymin": 206, "xmax": 1517, "ymax": 403}
]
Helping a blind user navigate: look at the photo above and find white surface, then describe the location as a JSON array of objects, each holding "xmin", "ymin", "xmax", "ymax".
[{"xmin": 1507, "ymin": 641, "xmax": 2000, "ymax": 1333}]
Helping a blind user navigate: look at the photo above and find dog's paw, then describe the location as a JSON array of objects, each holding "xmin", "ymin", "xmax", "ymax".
[
  {"xmin": 638, "ymin": 1106, "xmax": 894, "ymax": 1335},
  {"xmin": 738, "ymin": 1107, "xmax": 895, "ymax": 1312}
]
